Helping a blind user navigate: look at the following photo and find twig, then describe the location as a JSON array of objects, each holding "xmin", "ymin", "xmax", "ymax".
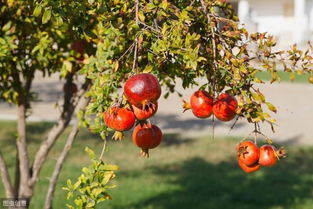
[
  {"xmin": 254, "ymin": 123, "xmax": 257, "ymax": 144},
  {"xmin": 138, "ymin": 20, "xmax": 161, "ymax": 33},
  {"xmin": 99, "ymin": 138, "xmax": 107, "ymax": 161},
  {"xmin": 118, "ymin": 42, "xmax": 135, "ymax": 61},
  {"xmin": 228, "ymin": 116, "xmax": 240, "ymax": 134}
]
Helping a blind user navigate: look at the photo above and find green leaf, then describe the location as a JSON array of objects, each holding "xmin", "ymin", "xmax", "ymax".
[
  {"xmin": 33, "ymin": 5, "xmax": 42, "ymax": 17},
  {"xmin": 67, "ymin": 179, "xmax": 73, "ymax": 188},
  {"xmin": 85, "ymin": 147, "xmax": 96, "ymax": 159},
  {"xmin": 42, "ymin": 9, "xmax": 52, "ymax": 24}
]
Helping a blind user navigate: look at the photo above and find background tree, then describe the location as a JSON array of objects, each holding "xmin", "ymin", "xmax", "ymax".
[{"xmin": 0, "ymin": 0, "xmax": 312, "ymax": 208}]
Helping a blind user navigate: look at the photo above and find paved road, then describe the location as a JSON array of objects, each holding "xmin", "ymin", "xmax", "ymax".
[{"xmin": 1, "ymin": 74, "xmax": 312, "ymax": 145}]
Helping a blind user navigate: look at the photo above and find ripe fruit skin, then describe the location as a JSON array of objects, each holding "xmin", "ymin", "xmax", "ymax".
[
  {"xmin": 213, "ymin": 93, "xmax": 238, "ymax": 121},
  {"xmin": 238, "ymin": 160, "xmax": 261, "ymax": 173},
  {"xmin": 124, "ymin": 73, "xmax": 161, "ymax": 107},
  {"xmin": 132, "ymin": 123, "xmax": 162, "ymax": 157},
  {"xmin": 189, "ymin": 90, "xmax": 213, "ymax": 118},
  {"xmin": 259, "ymin": 145, "xmax": 278, "ymax": 167},
  {"xmin": 103, "ymin": 107, "xmax": 135, "ymax": 132},
  {"xmin": 71, "ymin": 40, "xmax": 87, "ymax": 61},
  {"xmin": 237, "ymin": 141, "xmax": 260, "ymax": 166},
  {"xmin": 132, "ymin": 102, "xmax": 158, "ymax": 120}
]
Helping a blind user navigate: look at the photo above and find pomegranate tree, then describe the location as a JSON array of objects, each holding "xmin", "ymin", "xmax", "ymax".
[{"xmin": 2, "ymin": 0, "xmax": 311, "ymax": 208}]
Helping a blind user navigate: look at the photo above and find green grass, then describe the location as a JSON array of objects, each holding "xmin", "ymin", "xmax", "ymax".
[
  {"xmin": 1, "ymin": 120, "xmax": 313, "ymax": 209},
  {"xmin": 256, "ymin": 71, "xmax": 309, "ymax": 83}
]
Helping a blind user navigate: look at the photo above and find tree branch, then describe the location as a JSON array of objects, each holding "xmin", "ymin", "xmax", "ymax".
[
  {"xmin": 44, "ymin": 95, "xmax": 90, "ymax": 209},
  {"xmin": 30, "ymin": 78, "xmax": 91, "ymax": 186},
  {"xmin": 0, "ymin": 150, "xmax": 15, "ymax": 198}
]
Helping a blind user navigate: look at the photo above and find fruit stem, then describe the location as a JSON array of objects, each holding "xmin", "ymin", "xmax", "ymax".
[{"xmin": 99, "ymin": 138, "xmax": 107, "ymax": 160}]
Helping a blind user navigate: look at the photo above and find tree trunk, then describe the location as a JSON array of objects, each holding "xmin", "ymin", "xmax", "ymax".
[{"xmin": 16, "ymin": 104, "xmax": 33, "ymax": 207}]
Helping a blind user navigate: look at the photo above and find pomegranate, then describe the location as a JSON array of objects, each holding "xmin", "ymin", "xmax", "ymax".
[
  {"xmin": 238, "ymin": 159, "xmax": 261, "ymax": 173},
  {"xmin": 183, "ymin": 90, "xmax": 213, "ymax": 118},
  {"xmin": 237, "ymin": 141, "xmax": 260, "ymax": 166},
  {"xmin": 124, "ymin": 73, "xmax": 161, "ymax": 108},
  {"xmin": 132, "ymin": 123, "xmax": 163, "ymax": 157},
  {"xmin": 259, "ymin": 145, "xmax": 286, "ymax": 167},
  {"xmin": 132, "ymin": 102, "xmax": 158, "ymax": 121},
  {"xmin": 71, "ymin": 40, "xmax": 87, "ymax": 61},
  {"xmin": 213, "ymin": 93, "xmax": 238, "ymax": 121},
  {"xmin": 103, "ymin": 106, "xmax": 135, "ymax": 140}
]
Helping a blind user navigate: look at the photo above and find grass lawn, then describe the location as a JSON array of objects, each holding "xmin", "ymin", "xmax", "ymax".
[
  {"xmin": 0, "ymin": 120, "xmax": 313, "ymax": 209},
  {"xmin": 256, "ymin": 71, "xmax": 309, "ymax": 83}
]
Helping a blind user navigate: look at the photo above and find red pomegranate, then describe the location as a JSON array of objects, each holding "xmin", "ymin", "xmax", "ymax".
[
  {"xmin": 237, "ymin": 141, "xmax": 260, "ymax": 166},
  {"xmin": 238, "ymin": 159, "xmax": 261, "ymax": 173},
  {"xmin": 213, "ymin": 93, "xmax": 238, "ymax": 121},
  {"xmin": 132, "ymin": 123, "xmax": 163, "ymax": 157},
  {"xmin": 183, "ymin": 90, "xmax": 213, "ymax": 118},
  {"xmin": 124, "ymin": 73, "xmax": 161, "ymax": 108},
  {"xmin": 71, "ymin": 40, "xmax": 87, "ymax": 61},
  {"xmin": 258, "ymin": 145, "xmax": 286, "ymax": 167},
  {"xmin": 132, "ymin": 102, "xmax": 158, "ymax": 121},
  {"xmin": 103, "ymin": 106, "xmax": 135, "ymax": 140}
]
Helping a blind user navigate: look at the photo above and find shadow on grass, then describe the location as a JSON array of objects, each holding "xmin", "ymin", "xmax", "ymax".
[
  {"xmin": 113, "ymin": 148, "xmax": 313, "ymax": 209},
  {"xmin": 155, "ymin": 113, "xmax": 246, "ymax": 132}
]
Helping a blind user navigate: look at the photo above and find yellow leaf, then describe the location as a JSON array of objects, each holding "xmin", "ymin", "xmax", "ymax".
[
  {"xmin": 138, "ymin": 11, "xmax": 145, "ymax": 22},
  {"xmin": 143, "ymin": 65, "xmax": 153, "ymax": 73},
  {"xmin": 266, "ymin": 102, "xmax": 277, "ymax": 113}
]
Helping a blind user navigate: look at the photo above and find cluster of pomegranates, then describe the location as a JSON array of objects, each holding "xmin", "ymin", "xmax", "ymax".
[
  {"xmin": 102, "ymin": 73, "xmax": 287, "ymax": 172},
  {"xmin": 103, "ymin": 73, "xmax": 163, "ymax": 157},
  {"xmin": 183, "ymin": 90, "xmax": 238, "ymax": 122},
  {"xmin": 237, "ymin": 141, "xmax": 286, "ymax": 173}
]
